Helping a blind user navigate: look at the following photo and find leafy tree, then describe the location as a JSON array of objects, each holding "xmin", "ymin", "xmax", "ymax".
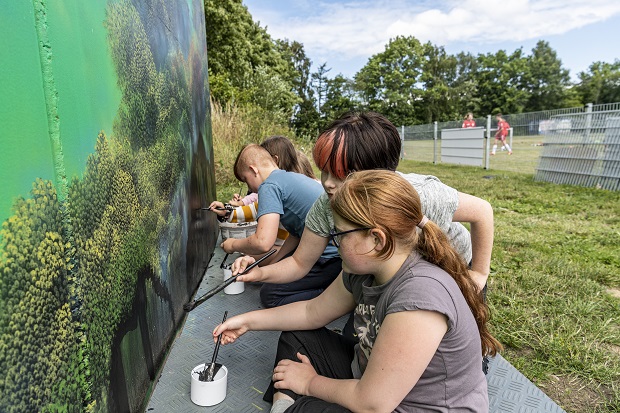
[
  {"xmin": 204, "ymin": 0, "xmax": 292, "ymax": 112},
  {"xmin": 524, "ymin": 41, "xmax": 574, "ymax": 111},
  {"xmin": 277, "ymin": 39, "xmax": 319, "ymax": 137},
  {"xmin": 420, "ymin": 43, "xmax": 469, "ymax": 123},
  {"xmin": 106, "ymin": 1, "xmax": 169, "ymax": 149},
  {"xmin": 476, "ymin": 48, "xmax": 530, "ymax": 115},
  {"xmin": 575, "ymin": 60, "xmax": 620, "ymax": 105},
  {"xmin": 0, "ymin": 180, "xmax": 86, "ymax": 412},
  {"xmin": 311, "ymin": 63, "xmax": 331, "ymax": 117},
  {"xmin": 355, "ymin": 36, "xmax": 426, "ymax": 126},
  {"xmin": 320, "ymin": 74, "xmax": 360, "ymax": 126},
  {"xmin": 242, "ymin": 65, "xmax": 300, "ymax": 125},
  {"xmin": 452, "ymin": 52, "xmax": 482, "ymax": 117}
]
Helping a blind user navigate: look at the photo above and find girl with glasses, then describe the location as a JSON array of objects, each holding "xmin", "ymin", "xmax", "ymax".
[{"xmin": 213, "ymin": 170, "xmax": 501, "ymax": 413}]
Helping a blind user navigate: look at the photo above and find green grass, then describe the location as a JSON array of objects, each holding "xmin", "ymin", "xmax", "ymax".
[
  {"xmin": 403, "ymin": 135, "xmax": 545, "ymax": 174},
  {"xmin": 397, "ymin": 159, "xmax": 620, "ymax": 412}
]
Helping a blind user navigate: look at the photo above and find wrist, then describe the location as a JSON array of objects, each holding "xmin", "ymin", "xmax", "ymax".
[{"xmin": 306, "ymin": 373, "xmax": 321, "ymax": 397}]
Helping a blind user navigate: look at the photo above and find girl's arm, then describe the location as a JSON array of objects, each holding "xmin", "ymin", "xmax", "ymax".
[
  {"xmin": 274, "ymin": 310, "xmax": 448, "ymax": 412},
  {"xmin": 228, "ymin": 202, "xmax": 258, "ymax": 223},
  {"xmin": 241, "ymin": 192, "xmax": 258, "ymax": 205},
  {"xmin": 213, "ymin": 274, "xmax": 355, "ymax": 345},
  {"xmin": 453, "ymin": 192, "xmax": 494, "ymax": 290},
  {"xmin": 234, "ymin": 227, "xmax": 330, "ymax": 283}
]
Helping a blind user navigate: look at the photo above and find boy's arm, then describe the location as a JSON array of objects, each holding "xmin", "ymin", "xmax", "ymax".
[
  {"xmin": 221, "ymin": 213, "xmax": 280, "ymax": 255},
  {"xmin": 266, "ymin": 234, "xmax": 300, "ymax": 264},
  {"xmin": 453, "ymin": 192, "xmax": 494, "ymax": 290}
]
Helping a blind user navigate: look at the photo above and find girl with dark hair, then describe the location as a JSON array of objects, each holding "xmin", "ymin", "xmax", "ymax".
[{"xmin": 260, "ymin": 135, "xmax": 302, "ymax": 174}]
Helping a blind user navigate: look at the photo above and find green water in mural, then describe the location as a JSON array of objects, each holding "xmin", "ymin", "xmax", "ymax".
[
  {"xmin": 0, "ymin": 1, "xmax": 121, "ymax": 224},
  {"xmin": 0, "ymin": 3, "xmax": 55, "ymax": 224}
]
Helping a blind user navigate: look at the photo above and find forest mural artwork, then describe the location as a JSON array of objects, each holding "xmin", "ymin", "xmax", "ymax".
[{"xmin": 0, "ymin": 0, "xmax": 217, "ymax": 412}]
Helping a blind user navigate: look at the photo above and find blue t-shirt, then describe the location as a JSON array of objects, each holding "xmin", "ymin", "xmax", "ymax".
[{"xmin": 257, "ymin": 170, "xmax": 338, "ymax": 259}]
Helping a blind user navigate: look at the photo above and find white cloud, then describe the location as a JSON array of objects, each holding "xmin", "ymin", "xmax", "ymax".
[{"xmin": 253, "ymin": 0, "xmax": 620, "ymax": 60}]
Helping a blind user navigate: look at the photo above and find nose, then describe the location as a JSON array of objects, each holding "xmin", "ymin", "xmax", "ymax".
[{"xmin": 322, "ymin": 170, "xmax": 337, "ymax": 189}]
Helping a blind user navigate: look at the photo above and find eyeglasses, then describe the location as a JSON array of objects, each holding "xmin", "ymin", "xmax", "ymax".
[{"xmin": 329, "ymin": 227, "xmax": 371, "ymax": 248}]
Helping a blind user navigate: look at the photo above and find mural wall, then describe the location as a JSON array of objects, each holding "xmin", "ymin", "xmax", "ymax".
[{"xmin": 0, "ymin": 0, "xmax": 218, "ymax": 411}]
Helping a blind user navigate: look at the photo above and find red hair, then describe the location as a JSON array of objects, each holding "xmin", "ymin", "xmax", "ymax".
[
  {"xmin": 313, "ymin": 133, "xmax": 349, "ymax": 179},
  {"xmin": 312, "ymin": 111, "xmax": 401, "ymax": 180}
]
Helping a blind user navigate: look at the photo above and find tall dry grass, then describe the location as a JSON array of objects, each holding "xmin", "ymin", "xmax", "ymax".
[{"xmin": 210, "ymin": 99, "xmax": 293, "ymax": 189}]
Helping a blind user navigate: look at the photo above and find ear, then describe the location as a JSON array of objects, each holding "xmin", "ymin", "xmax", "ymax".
[
  {"xmin": 249, "ymin": 165, "xmax": 259, "ymax": 176},
  {"xmin": 370, "ymin": 229, "xmax": 387, "ymax": 251}
]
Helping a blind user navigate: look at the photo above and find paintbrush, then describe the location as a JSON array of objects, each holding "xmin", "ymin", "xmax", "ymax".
[
  {"xmin": 198, "ymin": 310, "xmax": 228, "ymax": 381},
  {"xmin": 183, "ymin": 249, "xmax": 277, "ymax": 312},
  {"xmin": 233, "ymin": 185, "xmax": 243, "ymax": 202},
  {"xmin": 219, "ymin": 253, "xmax": 230, "ymax": 269},
  {"xmin": 198, "ymin": 205, "xmax": 234, "ymax": 211}
]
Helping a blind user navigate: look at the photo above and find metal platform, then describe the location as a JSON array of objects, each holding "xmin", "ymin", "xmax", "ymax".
[{"xmin": 146, "ymin": 246, "xmax": 565, "ymax": 413}]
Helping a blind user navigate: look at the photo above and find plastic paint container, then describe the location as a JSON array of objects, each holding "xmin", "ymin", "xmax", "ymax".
[
  {"xmin": 190, "ymin": 363, "xmax": 228, "ymax": 406},
  {"xmin": 219, "ymin": 221, "xmax": 257, "ymax": 241},
  {"xmin": 222, "ymin": 265, "xmax": 244, "ymax": 295}
]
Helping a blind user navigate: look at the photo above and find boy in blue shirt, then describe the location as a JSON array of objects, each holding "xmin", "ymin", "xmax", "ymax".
[{"xmin": 221, "ymin": 144, "xmax": 340, "ymax": 307}]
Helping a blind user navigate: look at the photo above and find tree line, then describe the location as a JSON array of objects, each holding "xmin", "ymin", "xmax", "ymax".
[{"xmin": 205, "ymin": 0, "xmax": 620, "ymax": 137}]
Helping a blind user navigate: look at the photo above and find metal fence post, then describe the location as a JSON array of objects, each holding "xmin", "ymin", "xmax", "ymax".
[
  {"xmin": 585, "ymin": 102, "xmax": 592, "ymax": 141},
  {"xmin": 400, "ymin": 125, "xmax": 405, "ymax": 159},
  {"xmin": 485, "ymin": 115, "xmax": 491, "ymax": 169},
  {"xmin": 433, "ymin": 121, "xmax": 438, "ymax": 164}
]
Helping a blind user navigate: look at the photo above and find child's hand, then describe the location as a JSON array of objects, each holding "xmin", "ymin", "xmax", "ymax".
[
  {"xmin": 221, "ymin": 238, "xmax": 236, "ymax": 253},
  {"xmin": 232, "ymin": 256, "xmax": 263, "ymax": 282},
  {"xmin": 213, "ymin": 315, "xmax": 249, "ymax": 345},
  {"xmin": 228, "ymin": 199, "xmax": 244, "ymax": 207},
  {"xmin": 272, "ymin": 353, "xmax": 317, "ymax": 396},
  {"xmin": 208, "ymin": 201, "xmax": 227, "ymax": 217}
]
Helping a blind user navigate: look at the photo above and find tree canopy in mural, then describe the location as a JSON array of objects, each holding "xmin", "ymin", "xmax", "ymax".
[{"xmin": 0, "ymin": 0, "xmax": 212, "ymax": 411}]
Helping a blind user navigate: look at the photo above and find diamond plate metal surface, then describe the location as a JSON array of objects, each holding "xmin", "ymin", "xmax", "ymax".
[{"xmin": 147, "ymin": 247, "xmax": 565, "ymax": 413}]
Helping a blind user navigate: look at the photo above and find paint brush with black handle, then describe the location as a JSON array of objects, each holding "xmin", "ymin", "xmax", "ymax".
[
  {"xmin": 199, "ymin": 310, "xmax": 228, "ymax": 382},
  {"xmin": 183, "ymin": 249, "xmax": 277, "ymax": 312},
  {"xmin": 197, "ymin": 205, "xmax": 234, "ymax": 211}
]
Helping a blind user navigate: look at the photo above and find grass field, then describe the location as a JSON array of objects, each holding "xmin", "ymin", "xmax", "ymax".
[
  {"xmin": 403, "ymin": 135, "xmax": 546, "ymax": 174},
  {"xmin": 397, "ymin": 160, "xmax": 620, "ymax": 412}
]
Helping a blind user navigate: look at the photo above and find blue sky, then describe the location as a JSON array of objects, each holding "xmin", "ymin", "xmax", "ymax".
[{"xmin": 243, "ymin": 0, "xmax": 620, "ymax": 81}]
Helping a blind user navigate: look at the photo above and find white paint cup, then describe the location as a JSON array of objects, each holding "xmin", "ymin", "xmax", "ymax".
[
  {"xmin": 223, "ymin": 266, "xmax": 244, "ymax": 295},
  {"xmin": 190, "ymin": 364, "xmax": 228, "ymax": 406}
]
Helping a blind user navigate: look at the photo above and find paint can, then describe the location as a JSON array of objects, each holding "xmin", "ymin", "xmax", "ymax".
[
  {"xmin": 219, "ymin": 221, "xmax": 258, "ymax": 241},
  {"xmin": 190, "ymin": 363, "xmax": 228, "ymax": 406},
  {"xmin": 223, "ymin": 265, "xmax": 244, "ymax": 295}
]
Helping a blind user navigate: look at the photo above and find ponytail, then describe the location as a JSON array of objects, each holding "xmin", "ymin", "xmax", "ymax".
[{"xmin": 418, "ymin": 221, "xmax": 502, "ymax": 356}]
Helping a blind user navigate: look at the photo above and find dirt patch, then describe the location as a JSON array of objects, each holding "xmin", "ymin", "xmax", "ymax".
[
  {"xmin": 607, "ymin": 288, "xmax": 620, "ymax": 298},
  {"xmin": 536, "ymin": 374, "xmax": 611, "ymax": 413},
  {"xmin": 508, "ymin": 347, "xmax": 612, "ymax": 412}
]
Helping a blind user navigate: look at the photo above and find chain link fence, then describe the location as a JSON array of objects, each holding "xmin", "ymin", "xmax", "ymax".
[
  {"xmin": 535, "ymin": 108, "xmax": 620, "ymax": 190},
  {"xmin": 399, "ymin": 103, "xmax": 620, "ymax": 191}
]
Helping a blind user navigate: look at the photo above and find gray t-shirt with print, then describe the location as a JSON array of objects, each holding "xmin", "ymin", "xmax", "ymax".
[
  {"xmin": 342, "ymin": 252, "xmax": 488, "ymax": 412},
  {"xmin": 305, "ymin": 171, "xmax": 472, "ymax": 263}
]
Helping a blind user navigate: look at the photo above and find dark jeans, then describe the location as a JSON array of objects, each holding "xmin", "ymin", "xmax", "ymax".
[
  {"xmin": 264, "ymin": 329, "xmax": 356, "ymax": 412},
  {"xmin": 260, "ymin": 256, "xmax": 342, "ymax": 308}
]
